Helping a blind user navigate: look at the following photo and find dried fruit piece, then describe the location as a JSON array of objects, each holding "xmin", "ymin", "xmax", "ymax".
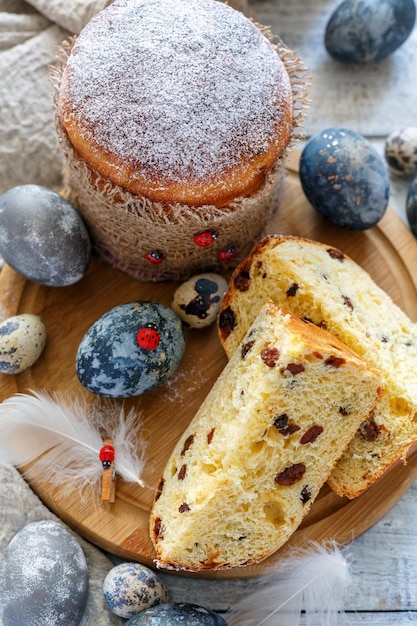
[
  {"xmin": 261, "ymin": 346, "xmax": 280, "ymax": 367},
  {"xmin": 207, "ymin": 428, "xmax": 215, "ymax": 444},
  {"xmin": 359, "ymin": 419, "xmax": 381, "ymax": 442},
  {"xmin": 178, "ymin": 465, "xmax": 187, "ymax": 480},
  {"xmin": 241, "ymin": 340, "xmax": 255, "ymax": 359},
  {"xmin": 300, "ymin": 425, "xmax": 324, "ymax": 444},
  {"xmin": 285, "ymin": 362, "xmax": 305, "ymax": 375},
  {"xmin": 325, "ymin": 355, "xmax": 346, "ymax": 368},
  {"xmin": 234, "ymin": 271, "xmax": 251, "ymax": 292},
  {"xmin": 300, "ymin": 485, "xmax": 312, "ymax": 503},
  {"xmin": 181, "ymin": 434, "xmax": 195, "ymax": 456},
  {"xmin": 218, "ymin": 306, "xmax": 236, "ymax": 333},
  {"xmin": 327, "ymin": 247, "xmax": 345, "ymax": 261},
  {"xmin": 275, "ymin": 463, "xmax": 306, "ymax": 486},
  {"xmin": 286, "ymin": 282, "xmax": 299, "ymax": 297}
]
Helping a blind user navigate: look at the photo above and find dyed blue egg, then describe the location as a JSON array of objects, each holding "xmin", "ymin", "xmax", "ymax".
[
  {"xmin": 125, "ymin": 603, "xmax": 227, "ymax": 625},
  {"xmin": 103, "ymin": 562, "xmax": 169, "ymax": 618},
  {"xmin": 299, "ymin": 128, "xmax": 389, "ymax": 230},
  {"xmin": 0, "ymin": 520, "xmax": 88, "ymax": 626},
  {"xmin": 325, "ymin": 0, "xmax": 416, "ymax": 63},
  {"xmin": 76, "ymin": 301, "xmax": 185, "ymax": 397},
  {"xmin": 0, "ymin": 185, "xmax": 91, "ymax": 286},
  {"xmin": 406, "ymin": 175, "xmax": 417, "ymax": 236}
]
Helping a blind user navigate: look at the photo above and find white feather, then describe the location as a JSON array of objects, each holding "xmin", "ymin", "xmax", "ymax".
[
  {"xmin": 225, "ymin": 541, "xmax": 352, "ymax": 626},
  {"xmin": 0, "ymin": 390, "xmax": 147, "ymax": 493}
]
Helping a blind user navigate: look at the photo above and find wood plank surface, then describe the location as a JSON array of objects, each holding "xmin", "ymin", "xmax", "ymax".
[
  {"xmin": 1, "ymin": 157, "xmax": 417, "ymax": 581},
  {"xmin": 250, "ymin": 0, "xmax": 417, "ymax": 137}
]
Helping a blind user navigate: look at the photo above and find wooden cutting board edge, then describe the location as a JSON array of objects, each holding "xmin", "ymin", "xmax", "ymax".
[{"xmin": 1, "ymin": 165, "xmax": 417, "ymax": 580}]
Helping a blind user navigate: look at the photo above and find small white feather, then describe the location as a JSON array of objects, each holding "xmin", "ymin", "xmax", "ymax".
[
  {"xmin": 0, "ymin": 390, "xmax": 147, "ymax": 493},
  {"xmin": 225, "ymin": 541, "xmax": 351, "ymax": 626}
]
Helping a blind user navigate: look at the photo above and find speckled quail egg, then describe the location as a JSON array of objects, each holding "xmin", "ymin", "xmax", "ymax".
[
  {"xmin": 0, "ymin": 184, "xmax": 91, "ymax": 286},
  {"xmin": 300, "ymin": 128, "xmax": 389, "ymax": 230},
  {"xmin": 103, "ymin": 562, "xmax": 169, "ymax": 618},
  {"xmin": 385, "ymin": 127, "xmax": 417, "ymax": 176},
  {"xmin": 76, "ymin": 301, "xmax": 185, "ymax": 398},
  {"xmin": 0, "ymin": 314, "xmax": 46, "ymax": 374},
  {"xmin": 325, "ymin": 0, "xmax": 416, "ymax": 63},
  {"xmin": 171, "ymin": 273, "xmax": 228, "ymax": 328}
]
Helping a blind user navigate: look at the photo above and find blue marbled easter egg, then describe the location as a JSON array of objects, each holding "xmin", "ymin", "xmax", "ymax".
[
  {"xmin": 406, "ymin": 174, "xmax": 417, "ymax": 236},
  {"xmin": 0, "ymin": 185, "xmax": 91, "ymax": 286},
  {"xmin": 103, "ymin": 562, "xmax": 169, "ymax": 618},
  {"xmin": 325, "ymin": 0, "xmax": 416, "ymax": 63},
  {"xmin": 76, "ymin": 301, "xmax": 185, "ymax": 398},
  {"xmin": 125, "ymin": 603, "xmax": 228, "ymax": 625},
  {"xmin": 299, "ymin": 128, "xmax": 389, "ymax": 230},
  {"xmin": 0, "ymin": 520, "xmax": 88, "ymax": 626}
]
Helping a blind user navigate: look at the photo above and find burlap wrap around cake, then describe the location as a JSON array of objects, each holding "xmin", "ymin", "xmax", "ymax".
[{"xmin": 52, "ymin": 0, "xmax": 309, "ymax": 281}]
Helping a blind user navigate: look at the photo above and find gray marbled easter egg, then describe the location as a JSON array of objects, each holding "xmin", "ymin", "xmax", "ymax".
[
  {"xmin": 76, "ymin": 301, "xmax": 185, "ymax": 397},
  {"xmin": 0, "ymin": 314, "xmax": 46, "ymax": 374},
  {"xmin": 325, "ymin": 0, "xmax": 416, "ymax": 63},
  {"xmin": 0, "ymin": 520, "xmax": 88, "ymax": 626},
  {"xmin": 0, "ymin": 184, "xmax": 91, "ymax": 286},
  {"xmin": 125, "ymin": 603, "xmax": 228, "ymax": 625},
  {"xmin": 299, "ymin": 128, "xmax": 389, "ymax": 230},
  {"xmin": 103, "ymin": 562, "xmax": 169, "ymax": 618},
  {"xmin": 171, "ymin": 273, "xmax": 228, "ymax": 328}
]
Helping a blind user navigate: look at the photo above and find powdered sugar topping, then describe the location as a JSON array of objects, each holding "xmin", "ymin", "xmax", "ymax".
[{"xmin": 61, "ymin": 0, "xmax": 291, "ymax": 185}]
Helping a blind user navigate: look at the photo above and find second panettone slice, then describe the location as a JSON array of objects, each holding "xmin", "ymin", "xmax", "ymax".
[{"xmin": 150, "ymin": 301, "xmax": 382, "ymax": 571}]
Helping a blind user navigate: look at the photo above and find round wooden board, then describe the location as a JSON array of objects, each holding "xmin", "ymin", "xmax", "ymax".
[{"xmin": 1, "ymin": 158, "xmax": 417, "ymax": 581}]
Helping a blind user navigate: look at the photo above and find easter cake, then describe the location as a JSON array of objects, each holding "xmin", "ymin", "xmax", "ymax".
[
  {"xmin": 218, "ymin": 235, "xmax": 417, "ymax": 499},
  {"xmin": 150, "ymin": 301, "xmax": 381, "ymax": 571},
  {"xmin": 52, "ymin": 0, "xmax": 308, "ymax": 281}
]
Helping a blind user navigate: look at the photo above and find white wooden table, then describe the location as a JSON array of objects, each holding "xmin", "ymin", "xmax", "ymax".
[{"xmin": 158, "ymin": 2, "xmax": 417, "ymax": 623}]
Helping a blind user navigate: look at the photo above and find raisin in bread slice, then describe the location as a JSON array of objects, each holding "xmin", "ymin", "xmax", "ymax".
[
  {"xmin": 218, "ymin": 234, "xmax": 417, "ymax": 499},
  {"xmin": 150, "ymin": 301, "xmax": 381, "ymax": 571}
]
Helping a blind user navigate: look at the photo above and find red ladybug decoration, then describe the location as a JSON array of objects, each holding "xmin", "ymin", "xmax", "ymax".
[
  {"xmin": 99, "ymin": 444, "xmax": 115, "ymax": 469},
  {"xmin": 145, "ymin": 250, "xmax": 165, "ymax": 264},
  {"xmin": 137, "ymin": 323, "xmax": 161, "ymax": 350},
  {"xmin": 193, "ymin": 230, "xmax": 219, "ymax": 248},
  {"xmin": 217, "ymin": 245, "xmax": 237, "ymax": 262}
]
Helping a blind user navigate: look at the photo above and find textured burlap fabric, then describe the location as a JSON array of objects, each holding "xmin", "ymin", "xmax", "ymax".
[{"xmin": 52, "ymin": 28, "xmax": 309, "ymax": 282}]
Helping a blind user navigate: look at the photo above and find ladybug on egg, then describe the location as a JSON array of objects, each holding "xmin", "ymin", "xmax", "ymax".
[
  {"xmin": 76, "ymin": 301, "xmax": 185, "ymax": 398},
  {"xmin": 137, "ymin": 323, "xmax": 161, "ymax": 350}
]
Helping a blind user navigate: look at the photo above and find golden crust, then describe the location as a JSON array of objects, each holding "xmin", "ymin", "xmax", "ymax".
[
  {"xmin": 57, "ymin": 0, "xmax": 294, "ymax": 208},
  {"xmin": 58, "ymin": 106, "xmax": 293, "ymax": 207}
]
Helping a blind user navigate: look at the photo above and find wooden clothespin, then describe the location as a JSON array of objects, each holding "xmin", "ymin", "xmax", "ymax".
[{"xmin": 99, "ymin": 438, "xmax": 117, "ymax": 503}]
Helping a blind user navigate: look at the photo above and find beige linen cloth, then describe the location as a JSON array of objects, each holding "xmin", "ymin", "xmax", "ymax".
[{"xmin": 0, "ymin": 0, "xmax": 113, "ymax": 197}]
